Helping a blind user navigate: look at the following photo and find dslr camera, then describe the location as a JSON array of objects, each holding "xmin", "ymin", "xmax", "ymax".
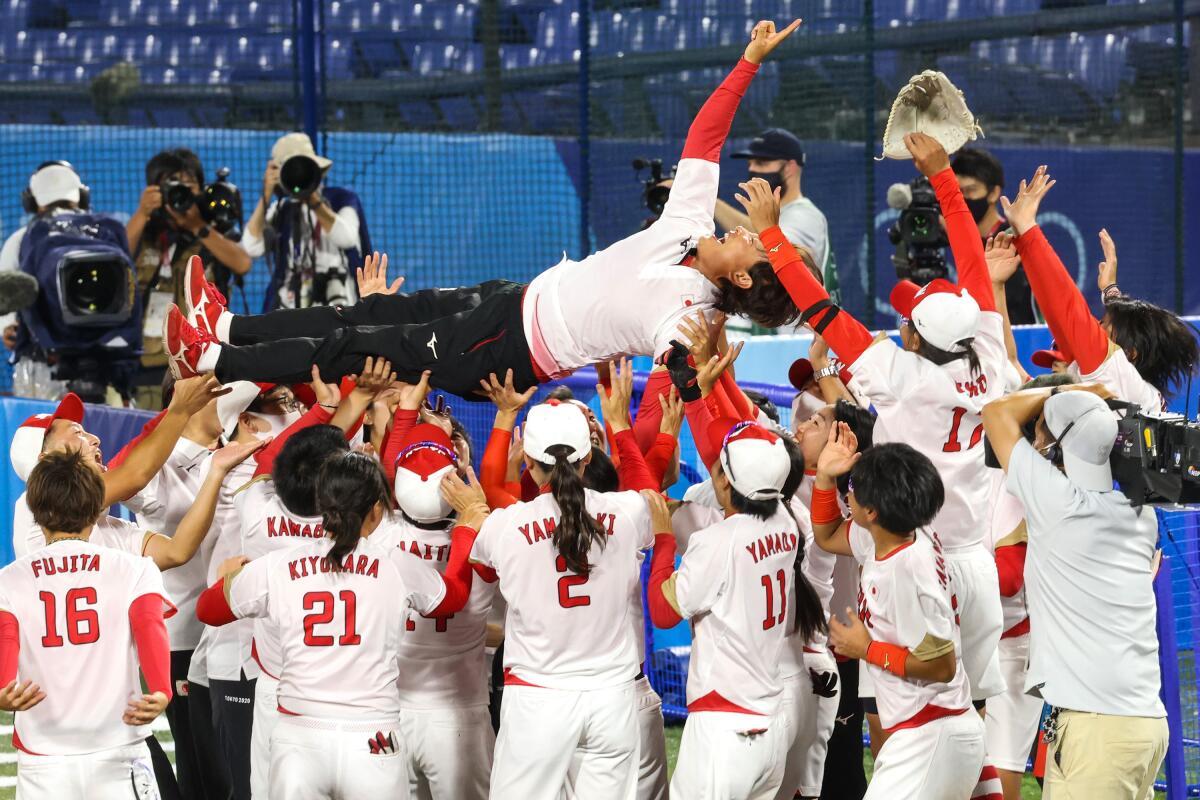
[
  {"xmin": 160, "ymin": 167, "xmax": 243, "ymax": 234},
  {"xmin": 887, "ymin": 176, "xmax": 949, "ymax": 285},
  {"xmin": 633, "ymin": 158, "xmax": 677, "ymax": 223}
]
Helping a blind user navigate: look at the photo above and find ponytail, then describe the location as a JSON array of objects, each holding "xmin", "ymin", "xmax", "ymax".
[
  {"xmin": 316, "ymin": 452, "xmax": 391, "ymax": 571},
  {"xmin": 915, "ymin": 335, "xmax": 982, "ymax": 378},
  {"xmin": 547, "ymin": 444, "xmax": 606, "ymax": 575},
  {"xmin": 782, "ymin": 500, "xmax": 828, "ymax": 643}
]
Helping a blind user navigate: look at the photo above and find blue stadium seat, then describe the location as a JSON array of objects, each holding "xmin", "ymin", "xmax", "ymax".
[
  {"xmin": 500, "ymin": 44, "xmax": 543, "ymax": 69},
  {"xmin": 405, "ymin": 2, "xmax": 477, "ymax": 40},
  {"xmin": 407, "ymin": 41, "xmax": 468, "ymax": 74},
  {"xmin": 436, "ymin": 96, "xmax": 480, "ymax": 129},
  {"xmin": 325, "ymin": 36, "xmax": 354, "ymax": 80},
  {"xmin": 536, "ymin": 8, "xmax": 579, "ymax": 61},
  {"xmin": 349, "ymin": 33, "xmax": 406, "ymax": 78},
  {"xmin": 591, "ymin": 10, "xmax": 676, "ymax": 57}
]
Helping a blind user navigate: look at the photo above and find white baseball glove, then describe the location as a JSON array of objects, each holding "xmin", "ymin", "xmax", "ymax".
[{"xmin": 880, "ymin": 70, "xmax": 983, "ymax": 160}]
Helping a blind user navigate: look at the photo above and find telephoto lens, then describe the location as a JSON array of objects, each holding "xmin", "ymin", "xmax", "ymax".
[{"xmin": 279, "ymin": 154, "xmax": 322, "ymax": 199}]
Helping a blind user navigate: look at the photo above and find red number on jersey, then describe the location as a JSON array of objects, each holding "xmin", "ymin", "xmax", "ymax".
[
  {"xmin": 942, "ymin": 406, "xmax": 984, "ymax": 453},
  {"xmin": 406, "ymin": 613, "xmax": 453, "ymax": 633},
  {"xmin": 302, "ymin": 591, "xmax": 361, "ymax": 647},
  {"xmin": 555, "ymin": 555, "xmax": 590, "ymax": 608},
  {"xmin": 760, "ymin": 569, "xmax": 787, "ymax": 630},
  {"xmin": 39, "ymin": 588, "xmax": 100, "ymax": 648}
]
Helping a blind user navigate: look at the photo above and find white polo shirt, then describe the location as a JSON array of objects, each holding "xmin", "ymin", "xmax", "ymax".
[{"xmin": 1006, "ymin": 440, "xmax": 1164, "ymax": 718}]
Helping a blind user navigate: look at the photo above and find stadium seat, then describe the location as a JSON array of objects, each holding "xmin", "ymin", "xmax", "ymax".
[
  {"xmin": 500, "ymin": 44, "xmax": 544, "ymax": 70},
  {"xmin": 536, "ymin": 7, "xmax": 579, "ymax": 61},
  {"xmin": 404, "ymin": 2, "xmax": 478, "ymax": 41},
  {"xmin": 349, "ymin": 33, "xmax": 407, "ymax": 78}
]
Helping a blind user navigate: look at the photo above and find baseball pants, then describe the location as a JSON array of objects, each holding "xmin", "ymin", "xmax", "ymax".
[
  {"xmin": 819, "ymin": 657, "xmax": 866, "ymax": 800},
  {"xmin": 398, "ymin": 705, "xmax": 493, "ymax": 800},
  {"xmin": 944, "ymin": 545, "xmax": 1006, "ymax": 702},
  {"xmin": 563, "ymin": 674, "xmax": 668, "ymax": 800},
  {"xmin": 268, "ymin": 714, "xmax": 407, "ymax": 800},
  {"xmin": 17, "ymin": 740, "xmax": 159, "ymax": 800},
  {"xmin": 865, "ymin": 711, "xmax": 985, "ymax": 800},
  {"xmin": 491, "ymin": 682, "xmax": 639, "ymax": 800},
  {"xmin": 166, "ymin": 650, "xmax": 231, "ymax": 800},
  {"xmin": 217, "ymin": 280, "xmax": 541, "ymax": 396},
  {"xmin": 250, "ymin": 672, "xmax": 281, "ymax": 800},
  {"xmin": 210, "ymin": 676, "xmax": 257, "ymax": 800},
  {"xmin": 985, "ymin": 634, "xmax": 1044, "ymax": 773},
  {"xmin": 775, "ymin": 651, "xmax": 840, "ymax": 800},
  {"xmin": 671, "ymin": 711, "xmax": 789, "ymax": 800},
  {"xmin": 1043, "ymin": 711, "xmax": 1167, "ymax": 800}
]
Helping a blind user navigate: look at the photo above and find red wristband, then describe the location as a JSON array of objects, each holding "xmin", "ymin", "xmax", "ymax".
[
  {"xmin": 810, "ymin": 485, "xmax": 843, "ymax": 526},
  {"xmin": 866, "ymin": 640, "xmax": 909, "ymax": 678}
]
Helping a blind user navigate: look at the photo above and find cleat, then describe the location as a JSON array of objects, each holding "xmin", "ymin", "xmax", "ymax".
[
  {"xmin": 164, "ymin": 304, "xmax": 214, "ymax": 380},
  {"xmin": 183, "ymin": 255, "xmax": 227, "ymax": 339}
]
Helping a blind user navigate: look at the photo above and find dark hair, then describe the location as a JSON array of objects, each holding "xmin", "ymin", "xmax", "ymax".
[
  {"xmin": 1103, "ymin": 297, "xmax": 1199, "ymax": 397},
  {"xmin": 742, "ymin": 389, "xmax": 780, "ymax": 424},
  {"xmin": 316, "ymin": 452, "xmax": 391, "ymax": 570},
  {"xmin": 1020, "ymin": 373, "xmax": 1078, "ymax": 444},
  {"xmin": 160, "ymin": 371, "xmax": 176, "ymax": 410},
  {"xmin": 779, "ymin": 436, "xmax": 806, "ymax": 502},
  {"xmin": 27, "ymin": 450, "xmax": 105, "ymax": 534},
  {"xmin": 545, "ymin": 385, "xmax": 575, "ymax": 401},
  {"xmin": 583, "ymin": 446, "xmax": 619, "ymax": 492},
  {"xmin": 546, "ymin": 444, "xmax": 607, "ymax": 575},
  {"xmin": 950, "ymin": 147, "xmax": 1004, "ymax": 191},
  {"xmin": 850, "ymin": 443, "xmax": 945, "ymax": 534},
  {"xmin": 274, "ymin": 425, "xmax": 350, "ymax": 517},
  {"xmin": 714, "ymin": 262, "xmax": 801, "ymax": 329},
  {"xmin": 728, "ymin": 485, "xmax": 779, "ymax": 520},
  {"xmin": 449, "ymin": 415, "xmax": 473, "ymax": 466},
  {"xmin": 145, "ymin": 147, "xmax": 204, "ymax": 187},
  {"xmin": 833, "ymin": 399, "xmax": 876, "ymax": 494},
  {"xmin": 914, "ymin": 333, "xmax": 982, "ymax": 378}
]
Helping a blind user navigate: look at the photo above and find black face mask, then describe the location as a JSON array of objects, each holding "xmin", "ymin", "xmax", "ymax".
[
  {"xmin": 965, "ymin": 195, "xmax": 992, "ymax": 223},
  {"xmin": 749, "ymin": 168, "xmax": 786, "ymax": 196}
]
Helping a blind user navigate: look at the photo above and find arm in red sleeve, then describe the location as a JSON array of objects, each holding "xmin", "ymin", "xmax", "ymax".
[
  {"xmin": 680, "ymin": 58, "xmax": 759, "ymax": 162},
  {"xmin": 381, "ymin": 408, "xmax": 420, "ymax": 487},
  {"xmin": 195, "ymin": 578, "xmax": 238, "ymax": 626},
  {"xmin": 930, "ymin": 168, "xmax": 996, "ymax": 313},
  {"xmin": 130, "ymin": 595, "xmax": 173, "ymax": 701},
  {"xmin": 428, "ymin": 525, "xmax": 480, "ymax": 617},
  {"xmin": 708, "ymin": 377, "xmax": 741, "ymax": 419},
  {"xmin": 643, "ymin": 433, "xmax": 677, "ymax": 490},
  {"xmin": 647, "ymin": 533, "xmax": 684, "ymax": 628},
  {"xmin": 480, "ymin": 427, "xmax": 518, "ymax": 509},
  {"xmin": 632, "ymin": 370, "xmax": 674, "ymax": 454},
  {"xmin": 1015, "ymin": 226, "xmax": 1109, "ymax": 374},
  {"xmin": 253, "ymin": 404, "xmax": 334, "ymax": 477},
  {"xmin": 995, "ymin": 543, "xmax": 1027, "ymax": 598},
  {"xmin": 759, "ymin": 226, "xmax": 874, "ymax": 366},
  {"xmin": 106, "ymin": 409, "xmax": 168, "ymax": 470},
  {"xmin": 717, "ymin": 370, "xmax": 754, "ymax": 421},
  {"xmin": 0, "ymin": 611, "xmax": 18, "ymax": 686},
  {"xmin": 613, "ymin": 429, "xmax": 658, "ymax": 492},
  {"xmin": 685, "ymin": 397, "xmax": 720, "ymax": 471}
]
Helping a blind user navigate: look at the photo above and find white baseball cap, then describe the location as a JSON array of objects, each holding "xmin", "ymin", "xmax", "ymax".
[
  {"xmin": 1044, "ymin": 391, "xmax": 1117, "ymax": 493},
  {"xmin": 29, "ymin": 163, "xmax": 83, "ymax": 208},
  {"xmin": 216, "ymin": 381, "xmax": 268, "ymax": 440},
  {"xmin": 890, "ymin": 278, "xmax": 981, "ymax": 353},
  {"xmin": 271, "ymin": 132, "xmax": 332, "ymax": 170},
  {"xmin": 10, "ymin": 393, "xmax": 86, "ymax": 481},
  {"xmin": 523, "ymin": 401, "xmax": 591, "ymax": 465},
  {"xmin": 393, "ymin": 423, "xmax": 457, "ymax": 523},
  {"xmin": 708, "ymin": 418, "xmax": 791, "ymax": 501}
]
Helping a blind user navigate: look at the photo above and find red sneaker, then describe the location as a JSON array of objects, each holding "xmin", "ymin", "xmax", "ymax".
[
  {"xmin": 183, "ymin": 255, "xmax": 227, "ymax": 339},
  {"xmin": 164, "ymin": 304, "xmax": 214, "ymax": 380}
]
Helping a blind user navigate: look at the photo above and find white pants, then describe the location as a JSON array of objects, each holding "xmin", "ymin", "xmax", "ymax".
[
  {"xmin": 562, "ymin": 676, "xmax": 667, "ymax": 800},
  {"xmin": 251, "ymin": 672, "xmax": 281, "ymax": 800},
  {"xmin": 399, "ymin": 705, "xmax": 494, "ymax": 800},
  {"xmin": 268, "ymin": 714, "xmax": 407, "ymax": 800},
  {"xmin": 945, "ymin": 545, "xmax": 1006, "ymax": 701},
  {"xmin": 671, "ymin": 711, "xmax": 788, "ymax": 800},
  {"xmin": 17, "ymin": 741, "xmax": 159, "ymax": 800},
  {"xmin": 492, "ymin": 682, "xmax": 639, "ymax": 800},
  {"xmin": 985, "ymin": 634, "xmax": 1044, "ymax": 772},
  {"xmin": 865, "ymin": 711, "xmax": 985, "ymax": 800},
  {"xmin": 774, "ymin": 652, "xmax": 840, "ymax": 800}
]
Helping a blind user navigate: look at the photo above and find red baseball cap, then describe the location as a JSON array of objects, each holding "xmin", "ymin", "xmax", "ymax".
[
  {"xmin": 889, "ymin": 278, "xmax": 981, "ymax": 353},
  {"xmin": 393, "ymin": 423, "xmax": 458, "ymax": 523},
  {"xmin": 1032, "ymin": 349, "xmax": 1067, "ymax": 369},
  {"xmin": 10, "ymin": 393, "xmax": 86, "ymax": 481},
  {"xmin": 788, "ymin": 358, "xmax": 815, "ymax": 391}
]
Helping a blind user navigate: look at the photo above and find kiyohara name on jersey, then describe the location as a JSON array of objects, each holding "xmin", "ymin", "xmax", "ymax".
[{"xmin": 287, "ymin": 552, "xmax": 380, "ymax": 580}]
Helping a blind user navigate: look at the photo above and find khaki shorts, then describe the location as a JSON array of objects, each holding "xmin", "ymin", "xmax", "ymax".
[{"xmin": 1045, "ymin": 710, "xmax": 1168, "ymax": 800}]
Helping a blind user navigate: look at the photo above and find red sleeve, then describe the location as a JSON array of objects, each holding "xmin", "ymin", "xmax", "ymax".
[
  {"xmin": 930, "ymin": 168, "xmax": 995, "ymax": 313},
  {"xmin": 995, "ymin": 543, "xmax": 1027, "ymax": 598},
  {"xmin": 709, "ymin": 378, "xmax": 740, "ymax": 420},
  {"xmin": 643, "ymin": 433, "xmax": 676, "ymax": 490},
  {"xmin": 472, "ymin": 562, "xmax": 499, "ymax": 583},
  {"xmin": 195, "ymin": 579, "xmax": 237, "ymax": 626},
  {"xmin": 106, "ymin": 409, "xmax": 169, "ymax": 470},
  {"xmin": 254, "ymin": 404, "xmax": 334, "ymax": 477},
  {"xmin": 130, "ymin": 594, "xmax": 173, "ymax": 701},
  {"xmin": 632, "ymin": 370, "xmax": 673, "ymax": 454},
  {"xmin": 718, "ymin": 370, "xmax": 754, "ymax": 421},
  {"xmin": 480, "ymin": 427, "xmax": 518, "ymax": 510},
  {"xmin": 647, "ymin": 533, "xmax": 684, "ymax": 628},
  {"xmin": 685, "ymin": 397, "xmax": 719, "ymax": 470},
  {"xmin": 681, "ymin": 58, "xmax": 758, "ymax": 162},
  {"xmin": 1015, "ymin": 225, "xmax": 1109, "ymax": 374},
  {"xmin": 0, "ymin": 611, "xmax": 18, "ymax": 686},
  {"xmin": 613, "ymin": 429, "xmax": 658, "ymax": 492},
  {"xmin": 428, "ymin": 525, "xmax": 480, "ymax": 617},
  {"xmin": 381, "ymin": 409, "xmax": 419, "ymax": 487},
  {"xmin": 759, "ymin": 226, "xmax": 874, "ymax": 366}
]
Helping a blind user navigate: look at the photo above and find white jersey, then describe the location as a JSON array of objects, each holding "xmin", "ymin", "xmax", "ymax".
[
  {"xmin": 984, "ymin": 470, "xmax": 1028, "ymax": 636},
  {"xmin": 675, "ymin": 506, "xmax": 799, "ymax": 718},
  {"xmin": 227, "ymin": 536, "xmax": 445, "ymax": 720},
  {"xmin": 372, "ymin": 516, "xmax": 497, "ymax": 709},
  {"xmin": 849, "ymin": 524, "xmax": 972, "ymax": 732},
  {"xmin": 0, "ymin": 539, "xmax": 174, "ymax": 755},
  {"xmin": 201, "ymin": 459, "xmax": 258, "ymax": 682},
  {"xmin": 234, "ymin": 477, "xmax": 327, "ymax": 678},
  {"xmin": 522, "ymin": 158, "xmax": 720, "ymax": 376},
  {"xmin": 846, "ymin": 313, "xmax": 1008, "ymax": 549},
  {"xmin": 471, "ymin": 489, "xmax": 653, "ymax": 689},
  {"xmin": 1070, "ymin": 344, "xmax": 1163, "ymax": 412},
  {"xmin": 15, "ymin": 494, "xmax": 149, "ymax": 559}
]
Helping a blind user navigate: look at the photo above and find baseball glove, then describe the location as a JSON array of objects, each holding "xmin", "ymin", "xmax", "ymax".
[{"xmin": 880, "ymin": 70, "xmax": 983, "ymax": 160}]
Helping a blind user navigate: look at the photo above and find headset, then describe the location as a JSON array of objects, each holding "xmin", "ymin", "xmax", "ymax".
[{"xmin": 22, "ymin": 160, "xmax": 90, "ymax": 214}]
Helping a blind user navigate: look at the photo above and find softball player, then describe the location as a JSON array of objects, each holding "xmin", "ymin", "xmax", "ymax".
[{"xmin": 197, "ymin": 451, "xmax": 483, "ymax": 800}]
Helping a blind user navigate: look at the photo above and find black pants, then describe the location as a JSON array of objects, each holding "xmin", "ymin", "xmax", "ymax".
[
  {"xmin": 820, "ymin": 658, "xmax": 867, "ymax": 800},
  {"xmin": 146, "ymin": 734, "xmax": 182, "ymax": 800},
  {"xmin": 165, "ymin": 651, "xmax": 232, "ymax": 800},
  {"xmin": 218, "ymin": 281, "xmax": 540, "ymax": 398},
  {"xmin": 210, "ymin": 676, "xmax": 256, "ymax": 800}
]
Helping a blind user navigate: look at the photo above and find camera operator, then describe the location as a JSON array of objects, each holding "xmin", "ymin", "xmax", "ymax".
[
  {"xmin": 951, "ymin": 147, "xmax": 1035, "ymax": 324},
  {"xmin": 982, "ymin": 386, "xmax": 1167, "ymax": 799},
  {"xmin": 240, "ymin": 132, "xmax": 369, "ymax": 311}
]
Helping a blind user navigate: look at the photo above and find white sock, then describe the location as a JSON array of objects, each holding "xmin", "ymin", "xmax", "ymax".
[
  {"xmin": 197, "ymin": 343, "xmax": 221, "ymax": 373},
  {"xmin": 215, "ymin": 311, "xmax": 233, "ymax": 343}
]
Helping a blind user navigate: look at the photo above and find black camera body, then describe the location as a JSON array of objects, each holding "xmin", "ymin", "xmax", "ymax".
[
  {"xmin": 160, "ymin": 168, "xmax": 242, "ymax": 234},
  {"xmin": 633, "ymin": 157, "xmax": 677, "ymax": 221},
  {"xmin": 1112, "ymin": 408, "xmax": 1200, "ymax": 505},
  {"xmin": 888, "ymin": 176, "xmax": 949, "ymax": 285},
  {"xmin": 161, "ymin": 179, "xmax": 196, "ymax": 215}
]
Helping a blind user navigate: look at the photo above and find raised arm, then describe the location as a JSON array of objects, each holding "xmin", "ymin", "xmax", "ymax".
[
  {"xmin": 986, "ymin": 233, "xmax": 1031, "ymax": 383},
  {"xmin": 810, "ymin": 422, "xmax": 857, "ymax": 557},
  {"xmin": 477, "ymin": 370, "xmax": 536, "ymax": 508},
  {"xmin": 599, "ymin": 359, "xmax": 659, "ymax": 492},
  {"xmin": 643, "ymin": 490, "xmax": 685, "ymax": 628}
]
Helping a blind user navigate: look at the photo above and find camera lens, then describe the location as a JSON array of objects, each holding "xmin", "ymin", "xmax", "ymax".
[
  {"xmin": 202, "ymin": 182, "xmax": 238, "ymax": 230},
  {"xmin": 62, "ymin": 258, "xmax": 120, "ymax": 315},
  {"xmin": 163, "ymin": 180, "xmax": 195, "ymax": 213},
  {"xmin": 279, "ymin": 155, "xmax": 322, "ymax": 199}
]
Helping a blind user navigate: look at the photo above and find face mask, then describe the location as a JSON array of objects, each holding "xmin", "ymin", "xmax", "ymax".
[
  {"xmin": 749, "ymin": 169, "xmax": 786, "ymax": 196},
  {"xmin": 965, "ymin": 195, "xmax": 992, "ymax": 223},
  {"xmin": 244, "ymin": 410, "xmax": 301, "ymax": 440}
]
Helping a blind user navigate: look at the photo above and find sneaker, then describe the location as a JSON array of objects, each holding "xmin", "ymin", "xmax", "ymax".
[
  {"xmin": 183, "ymin": 255, "xmax": 227, "ymax": 339},
  {"xmin": 164, "ymin": 304, "xmax": 214, "ymax": 380}
]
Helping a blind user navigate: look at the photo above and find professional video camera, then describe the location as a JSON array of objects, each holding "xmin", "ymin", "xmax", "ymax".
[
  {"xmin": 886, "ymin": 176, "xmax": 949, "ymax": 285},
  {"xmin": 1110, "ymin": 403, "xmax": 1200, "ymax": 505},
  {"xmin": 633, "ymin": 157, "xmax": 677, "ymax": 224},
  {"xmin": 277, "ymin": 153, "xmax": 327, "ymax": 201},
  {"xmin": 161, "ymin": 167, "xmax": 244, "ymax": 234}
]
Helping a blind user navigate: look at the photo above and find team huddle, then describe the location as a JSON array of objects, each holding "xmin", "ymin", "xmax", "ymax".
[{"xmin": 1, "ymin": 17, "xmax": 1197, "ymax": 800}]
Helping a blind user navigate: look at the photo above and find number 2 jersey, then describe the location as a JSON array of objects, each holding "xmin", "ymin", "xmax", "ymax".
[
  {"xmin": 0, "ymin": 539, "xmax": 174, "ymax": 755},
  {"xmin": 470, "ymin": 488, "xmax": 653, "ymax": 689}
]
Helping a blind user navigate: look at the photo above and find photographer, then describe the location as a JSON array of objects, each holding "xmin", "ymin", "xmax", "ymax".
[
  {"xmin": 240, "ymin": 132, "xmax": 369, "ymax": 310},
  {"xmin": 982, "ymin": 386, "xmax": 1167, "ymax": 799}
]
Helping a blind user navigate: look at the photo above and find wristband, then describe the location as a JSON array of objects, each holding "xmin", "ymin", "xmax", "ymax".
[
  {"xmin": 319, "ymin": 403, "xmax": 338, "ymax": 410},
  {"xmin": 866, "ymin": 640, "xmax": 909, "ymax": 678},
  {"xmin": 810, "ymin": 485, "xmax": 843, "ymax": 525},
  {"xmin": 813, "ymin": 364, "xmax": 840, "ymax": 382},
  {"xmin": 1101, "ymin": 283, "xmax": 1121, "ymax": 302}
]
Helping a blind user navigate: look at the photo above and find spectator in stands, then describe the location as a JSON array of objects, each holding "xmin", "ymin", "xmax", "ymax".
[
  {"xmin": 241, "ymin": 133, "xmax": 370, "ymax": 311},
  {"xmin": 714, "ymin": 127, "xmax": 836, "ymax": 300},
  {"xmin": 951, "ymin": 147, "xmax": 1036, "ymax": 324},
  {"xmin": 127, "ymin": 148, "xmax": 251, "ymax": 404},
  {"xmin": 982, "ymin": 386, "xmax": 1168, "ymax": 800}
]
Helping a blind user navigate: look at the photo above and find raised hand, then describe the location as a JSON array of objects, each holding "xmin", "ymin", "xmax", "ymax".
[
  {"xmin": 985, "ymin": 232, "xmax": 1020, "ymax": 285},
  {"xmin": 170, "ymin": 375, "xmax": 230, "ymax": 417},
  {"xmin": 743, "ymin": 19, "xmax": 802, "ymax": 64},
  {"xmin": 1097, "ymin": 228, "xmax": 1118, "ymax": 292},
  {"xmin": 356, "ymin": 252, "xmax": 404, "ymax": 298},
  {"xmin": 904, "ymin": 132, "xmax": 951, "ymax": 178},
  {"xmin": 734, "ymin": 177, "xmax": 781, "ymax": 233},
  {"xmin": 659, "ymin": 387, "xmax": 684, "ymax": 438},
  {"xmin": 479, "ymin": 370, "xmax": 537, "ymax": 417},
  {"xmin": 217, "ymin": 555, "xmax": 248, "ymax": 579},
  {"xmin": 310, "ymin": 365, "xmax": 341, "ymax": 409},
  {"xmin": 353, "ymin": 357, "xmax": 398, "ymax": 397},
  {"xmin": 262, "ymin": 160, "xmax": 280, "ymax": 199},
  {"xmin": 396, "ymin": 371, "xmax": 432, "ymax": 412},
  {"xmin": 597, "ymin": 357, "xmax": 635, "ymax": 433},
  {"xmin": 1000, "ymin": 165, "xmax": 1056, "ymax": 236},
  {"xmin": 677, "ymin": 311, "xmax": 727, "ymax": 367},
  {"xmin": 809, "ymin": 333, "xmax": 831, "ymax": 370},
  {"xmin": 210, "ymin": 436, "xmax": 270, "ymax": 474},
  {"xmin": 441, "ymin": 466, "xmax": 490, "ymax": 528},
  {"xmin": 816, "ymin": 421, "xmax": 860, "ymax": 480},
  {"xmin": 696, "ymin": 340, "xmax": 744, "ymax": 398}
]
